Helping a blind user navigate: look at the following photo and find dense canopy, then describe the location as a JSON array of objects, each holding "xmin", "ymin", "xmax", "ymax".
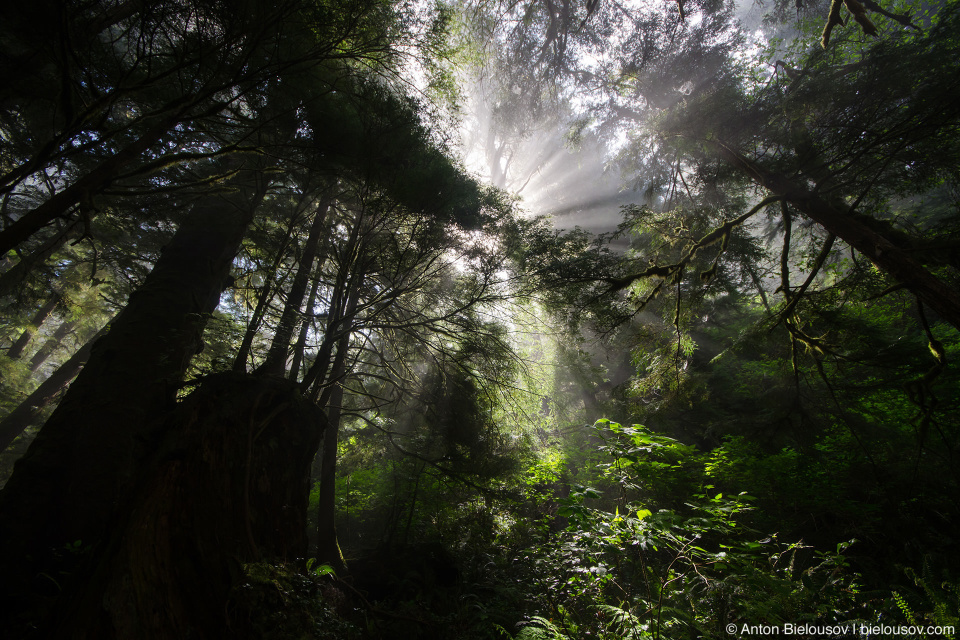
[{"xmin": 0, "ymin": 0, "xmax": 958, "ymax": 638}]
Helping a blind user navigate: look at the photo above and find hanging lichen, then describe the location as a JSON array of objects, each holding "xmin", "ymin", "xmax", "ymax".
[{"xmin": 822, "ymin": 0, "xmax": 881, "ymax": 48}]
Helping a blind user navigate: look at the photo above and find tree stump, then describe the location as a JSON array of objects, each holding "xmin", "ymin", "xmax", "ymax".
[{"xmin": 53, "ymin": 373, "xmax": 324, "ymax": 639}]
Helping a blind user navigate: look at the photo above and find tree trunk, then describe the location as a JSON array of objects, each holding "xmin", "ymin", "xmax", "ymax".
[
  {"xmin": 0, "ymin": 219, "xmax": 80, "ymax": 297},
  {"xmin": 28, "ymin": 318, "xmax": 78, "ymax": 373},
  {"xmin": 232, "ymin": 209, "xmax": 302, "ymax": 373},
  {"xmin": 717, "ymin": 143, "xmax": 960, "ymax": 330},
  {"xmin": 260, "ymin": 199, "xmax": 331, "ymax": 376},
  {"xmin": 402, "ymin": 463, "xmax": 426, "ymax": 545},
  {"xmin": 315, "ymin": 376, "xmax": 347, "ymax": 571},
  {"xmin": 232, "ymin": 232, "xmax": 298, "ymax": 373},
  {"xmin": 0, "ymin": 322, "xmax": 108, "ymax": 452},
  {"xmin": 233, "ymin": 278, "xmax": 276, "ymax": 373},
  {"xmin": 299, "ymin": 206, "xmax": 366, "ymax": 394},
  {"xmin": 289, "ymin": 262, "xmax": 324, "ymax": 381},
  {"xmin": 302, "ymin": 272, "xmax": 363, "ymax": 400},
  {"xmin": 6, "ymin": 291, "xmax": 60, "ymax": 359},
  {"xmin": 311, "ymin": 274, "xmax": 362, "ymax": 570},
  {"xmin": 0, "ymin": 112, "xmax": 181, "ymax": 255},
  {"xmin": 48, "ymin": 373, "xmax": 323, "ymax": 639},
  {"xmin": 0, "ymin": 161, "xmax": 266, "ymax": 607}
]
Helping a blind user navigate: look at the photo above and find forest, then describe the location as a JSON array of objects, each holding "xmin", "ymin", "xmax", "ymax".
[{"xmin": 0, "ymin": 0, "xmax": 958, "ymax": 637}]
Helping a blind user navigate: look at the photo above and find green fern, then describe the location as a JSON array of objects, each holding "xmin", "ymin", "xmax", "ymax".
[
  {"xmin": 902, "ymin": 564, "xmax": 960, "ymax": 638},
  {"xmin": 596, "ymin": 603, "xmax": 649, "ymax": 639},
  {"xmin": 515, "ymin": 616, "xmax": 569, "ymax": 640},
  {"xmin": 893, "ymin": 591, "xmax": 919, "ymax": 627}
]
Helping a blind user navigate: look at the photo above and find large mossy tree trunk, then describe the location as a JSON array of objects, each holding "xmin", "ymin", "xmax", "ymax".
[
  {"xmin": 49, "ymin": 373, "xmax": 323, "ymax": 639},
  {"xmin": 0, "ymin": 162, "xmax": 266, "ymax": 616}
]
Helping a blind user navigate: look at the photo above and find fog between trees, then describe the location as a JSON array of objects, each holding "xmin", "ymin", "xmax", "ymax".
[{"xmin": 1, "ymin": 0, "xmax": 958, "ymax": 637}]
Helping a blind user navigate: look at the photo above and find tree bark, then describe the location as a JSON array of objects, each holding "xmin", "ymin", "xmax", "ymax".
[
  {"xmin": 312, "ymin": 276, "xmax": 362, "ymax": 571},
  {"xmin": 6, "ymin": 291, "xmax": 60, "ymax": 359},
  {"xmin": 301, "ymin": 271, "xmax": 363, "ymax": 399},
  {"xmin": 0, "ymin": 322, "xmax": 107, "ymax": 452},
  {"xmin": 315, "ymin": 375, "xmax": 347, "ymax": 571},
  {"xmin": 299, "ymin": 207, "xmax": 366, "ymax": 394},
  {"xmin": 289, "ymin": 262, "xmax": 324, "ymax": 381},
  {"xmin": 232, "ymin": 218, "xmax": 299, "ymax": 373},
  {"xmin": 0, "ymin": 219, "xmax": 80, "ymax": 298},
  {"xmin": 717, "ymin": 143, "xmax": 960, "ymax": 330},
  {"xmin": 0, "ymin": 112, "xmax": 180, "ymax": 255},
  {"xmin": 260, "ymin": 199, "xmax": 331, "ymax": 376},
  {"xmin": 0, "ymin": 160, "xmax": 266, "ymax": 603},
  {"xmin": 48, "ymin": 373, "xmax": 323, "ymax": 639},
  {"xmin": 28, "ymin": 318, "xmax": 78, "ymax": 373}
]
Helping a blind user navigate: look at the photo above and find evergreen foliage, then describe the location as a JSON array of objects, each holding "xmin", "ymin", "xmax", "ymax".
[{"xmin": 1, "ymin": 0, "xmax": 959, "ymax": 637}]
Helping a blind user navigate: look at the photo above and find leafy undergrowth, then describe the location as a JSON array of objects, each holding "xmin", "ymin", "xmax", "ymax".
[
  {"xmin": 230, "ymin": 419, "xmax": 959, "ymax": 639},
  {"xmin": 230, "ymin": 538, "xmax": 957, "ymax": 640}
]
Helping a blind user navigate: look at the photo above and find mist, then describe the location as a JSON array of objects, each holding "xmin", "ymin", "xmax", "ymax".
[{"xmin": 1, "ymin": 0, "xmax": 957, "ymax": 636}]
